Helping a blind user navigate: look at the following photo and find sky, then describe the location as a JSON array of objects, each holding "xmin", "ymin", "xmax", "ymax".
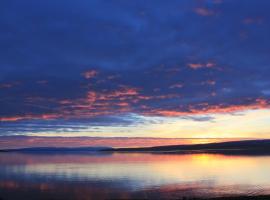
[{"xmin": 1, "ymin": 0, "xmax": 270, "ymax": 141}]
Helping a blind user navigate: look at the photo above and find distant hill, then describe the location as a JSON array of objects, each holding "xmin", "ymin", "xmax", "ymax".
[
  {"xmin": 0, "ymin": 146, "xmax": 113, "ymax": 153},
  {"xmin": 103, "ymin": 139, "xmax": 270, "ymax": 155}
]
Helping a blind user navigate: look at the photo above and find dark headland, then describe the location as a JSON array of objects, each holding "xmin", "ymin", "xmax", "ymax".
[{"xmin": 103, "ymin": 139, "xmax": 270, "ymax": 155}]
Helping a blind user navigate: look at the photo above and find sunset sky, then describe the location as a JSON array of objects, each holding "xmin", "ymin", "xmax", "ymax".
[{"xmin": 1, "ymin": 0, "xmax": 270, "ymax": 143}]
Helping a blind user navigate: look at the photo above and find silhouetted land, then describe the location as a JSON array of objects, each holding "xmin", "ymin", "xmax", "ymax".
[
  {"xmin": 103, "ymin": 139, "xmax": 270, "ymax": 155},
  {"xmin": 0, "ymin": 146, "xmax": 112, "ymax": 154},
  {"xmin": 2, "ymin": 140, "xmax": 270, "ymax": 155}
]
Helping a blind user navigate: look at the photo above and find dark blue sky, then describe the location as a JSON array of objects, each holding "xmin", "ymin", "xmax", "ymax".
[{"xmin": 1, "ymin": 0, "xmax": 270, "ymax": 137}]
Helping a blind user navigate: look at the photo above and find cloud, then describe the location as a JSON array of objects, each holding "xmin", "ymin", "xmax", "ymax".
[
  {"xmin": 194, "ymin": 8, "xmax": 215, "ymax": 16},
  {"xmin": 202, "ymin": 80, "xmax": 216, "ymax": 85},
  {"xmin": 169, "ymin": 84, "xmax": 184, "ymax": 89},
  {"xmin": 82, "ymin": 70, "xmax": 98, "ymax": 79},
  {"xmin": 0, "ymin": 82, "xmax": 20, "ymax": 89},
  {"xmin": 187, "ymin": 62, "xmax": 216, "ymax": 70},
  {"xmin": 0, "ymin": 114, "xmax": 60, "ymax": 122},
  {"xmin": 242, "ymin": 17, "xmax": 264, "ymax": 25},
  {"xmin": 0, "ymin": 0, "xmax": 270, "ymax": 136}
]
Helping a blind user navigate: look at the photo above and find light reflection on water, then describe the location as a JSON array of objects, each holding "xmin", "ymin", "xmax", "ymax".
[{"xmin": 1, "ymin": 152, "xmax": 270, "ymax": 199}]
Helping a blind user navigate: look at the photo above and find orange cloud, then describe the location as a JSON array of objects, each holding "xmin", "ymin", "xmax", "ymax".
[
  {"xmin": 1, "ymin": 73, "xmax": 269, "ymax": 124},
  {"xmin": 59, "ymin": 99, "xmax": 73, "ymax": 105},
  {"xmin": 188, "ymin": 62, "xmax": 215, "ymax": 69},
  {"xmin": 191, "ymin": 98, "xmax": 269, "ymax": 115},
  {"xmin": 0, "ymin": 116, "xmax": 25, "ymax": 122},
  {"xmin": 1, "ymin": 98, "xmax": 269, "ymax": 122},
  {"xmin": 0, "ymin": 114, "xmax": 60, "ymax": 122},
  {"xmin": 143, "ymin": 98, "xmax": 270, "ymax": 117}
]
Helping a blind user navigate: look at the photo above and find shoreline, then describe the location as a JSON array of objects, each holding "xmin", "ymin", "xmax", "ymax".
[{"xmin": 1, "ymin": 139, "xmax": 270, "ymax": 156}]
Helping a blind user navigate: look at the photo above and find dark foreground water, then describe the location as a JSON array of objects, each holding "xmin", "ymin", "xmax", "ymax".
[{"xmin": 0, "ymin": 152, "xmax": 270, "ymax": 200}]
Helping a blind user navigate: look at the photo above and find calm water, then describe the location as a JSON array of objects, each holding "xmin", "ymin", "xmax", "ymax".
[{"xmin": 1, "ymin": 152, "xmax": 270, "ymax": 199}]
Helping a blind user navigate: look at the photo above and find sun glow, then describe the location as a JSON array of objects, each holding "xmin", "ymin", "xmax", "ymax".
[{"xmin": 23, "ymin": 108, "xmax": 270, "ymax": 139}]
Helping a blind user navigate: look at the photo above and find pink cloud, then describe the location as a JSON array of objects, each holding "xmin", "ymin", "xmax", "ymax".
[
  {"xmin": 188, "ymin": 62, "xmax": 216, "ymax": 69},
  {"xmin": 82, "ymin": 70, "xmax": 98, "ymax": 79},
  {"xmin": 59, "ymin": 99, "xmax": 73, "ymax": 105},
  {"xmin": 194, "ymin": 8, "xmax": 215, "ymax": 16},
  {"xmin": 169, "ymin": 83, "xmax": 184, "ymax": 89},
  {"xmin": 0, "ymin": 82, "xmax": 20, "ymax": 89},
  {"xmin": 1, "ymin": 97, "xmax": 269, "ymax": 122},
  {"xmin": 0, "ymin": 114, "xmax": 60, "ymax": 122},
  {"xmin": 0, "ymin": 84, "xmax": 13, "ymax": 89},
  {"xmin": 243, "ymin": 17, "xmax": 263, "ymax": 25},
  {"xmin": 143, "ymin": 98, "xmax": 270, "ymax": 117}
]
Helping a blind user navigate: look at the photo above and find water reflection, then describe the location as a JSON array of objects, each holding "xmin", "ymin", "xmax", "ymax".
[{"xmin": 1, "ymin": 152, "xmax": 270, "ymax": 199}]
